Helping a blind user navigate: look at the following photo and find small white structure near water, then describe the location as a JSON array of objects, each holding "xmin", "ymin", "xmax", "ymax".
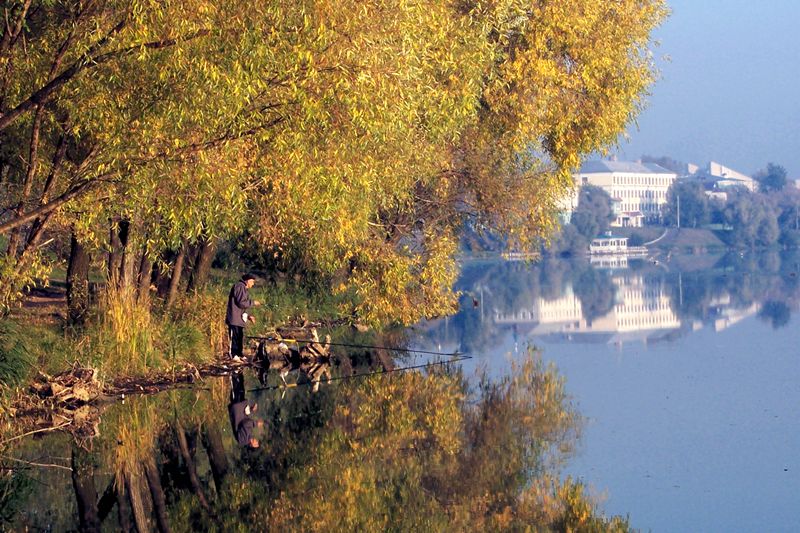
[{"xmin": 589, "ymin": 236, "xmax": 648, "ymax": 256}]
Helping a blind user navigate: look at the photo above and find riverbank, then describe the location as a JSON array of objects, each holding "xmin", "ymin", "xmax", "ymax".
[
  {"xmin": 612, "ymin": 227, "xmax": 728, "ymax": 252},
  {"xmin": 0, "ymin": 270, "xmax": 359, "ymax": 433}
]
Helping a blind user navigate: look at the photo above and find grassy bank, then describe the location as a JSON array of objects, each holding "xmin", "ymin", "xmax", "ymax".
[
  {"xmin": 612, "ymin": 226, "xmax": 729, "ymax": 252},
  {"xmin": 0, "ymin": 269, "xmax": 351, "ymax": 409}
]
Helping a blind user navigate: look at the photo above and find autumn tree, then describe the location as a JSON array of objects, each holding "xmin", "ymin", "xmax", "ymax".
[
  {"xmin": 249, "ymin": 0, "xmax": 668, "ymax": 324},
  {"xmin": 1, "ymin": 0, "xmax": 668, "ymax": 328},
  {"xmin": 0, "ymin": 1, "xmax": 253, "ymax": 309}
]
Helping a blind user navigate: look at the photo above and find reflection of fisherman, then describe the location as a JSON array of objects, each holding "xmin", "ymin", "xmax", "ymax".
[
  {"xmin": 225, "ymin": 273, "xmax": 261, "ymax": 361},
  {"xmin": 228, "ymin": 372, "xmax": 261, "ymax": 448}
]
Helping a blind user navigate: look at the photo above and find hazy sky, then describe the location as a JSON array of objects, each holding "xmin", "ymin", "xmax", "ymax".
[{"xmin": 616, "ymin": 0, "xmax": 800, "ymax": 177}]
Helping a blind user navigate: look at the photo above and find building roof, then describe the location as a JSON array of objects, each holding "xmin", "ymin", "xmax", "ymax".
[
  {"xmin": 578, "ymin": 160, "xmax": 675, "ymax": 175},
  {"xmin": 592, "ymin": 235, "xmax": 628, "ymax": 242}
]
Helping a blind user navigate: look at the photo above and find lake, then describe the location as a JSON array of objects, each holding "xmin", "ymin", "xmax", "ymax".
[
  {"xmin": 3, "ymin": 250, "xmax": 799, "ymax": 531},
  {"xmin": 410, "ymin": 250, "xmax": 800, "ymax": 532}
]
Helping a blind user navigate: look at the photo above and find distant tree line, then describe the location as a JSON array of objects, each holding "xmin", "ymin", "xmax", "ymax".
[{"xmin": 663, "ymin": 162, "xmax": 799, "ymax": 248}]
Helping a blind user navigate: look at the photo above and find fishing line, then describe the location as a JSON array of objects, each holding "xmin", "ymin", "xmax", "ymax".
[
  {"xmin": 247, "ymin": 335, "xmax": 460, "ymax": 357},
  {"xmin": 246, "ymin": 352, "xmax": 472, "ymax": 393}
]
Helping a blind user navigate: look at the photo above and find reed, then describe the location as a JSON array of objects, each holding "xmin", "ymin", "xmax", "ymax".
[
  {"xmin": 169, "ymin": 290, "xmax": 228, "ymax": 358},
  {"xmin": 86, "ymin": 284, "xmax": 159, "ymax": 375},
  {"xmin": 0, "ymin": 320, "xmax": 33, "ymax": 387}
]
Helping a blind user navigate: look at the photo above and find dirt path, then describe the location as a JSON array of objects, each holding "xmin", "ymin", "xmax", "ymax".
[{"xmin": 11, "ymin": 283, "xmax": 68, "ymax": 325}]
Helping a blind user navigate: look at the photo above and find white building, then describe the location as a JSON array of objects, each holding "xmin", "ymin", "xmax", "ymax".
[
  {"xmin": 694, "ymin": 161, "xmax": 756, "ymax": 192},
  {"xmin": 567, "ymin": 160, "xmax": 678, "ymax": 227}
]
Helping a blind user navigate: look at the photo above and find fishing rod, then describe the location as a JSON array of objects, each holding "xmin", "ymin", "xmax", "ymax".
[
  {"xmin": 246, "ymin": 352, "xmax": 472, "ymax": 393},
  {"xmin": 247, "ymin": 335, "xmax": 461, "ymax": 357}
]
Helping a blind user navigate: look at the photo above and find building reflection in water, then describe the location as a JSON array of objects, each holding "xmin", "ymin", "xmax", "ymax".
[
  {"xmin": 410, "ymin": 252, "xmax": 800, "ymax": 358},
  {"xmin": 494, "ymin": 274, "xmax": 685, "ymax": 345}
]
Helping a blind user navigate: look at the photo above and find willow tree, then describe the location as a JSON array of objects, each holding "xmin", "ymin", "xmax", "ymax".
[
  {"xmin": 0, "ymin": 1, "xmax": 243, "ymax": 308},
  {"xmin": 0, "ymin": 0, "xmax": 667, "ymax": 327},
  {"xmin": 0, "ymin": 1, "xmax": 297, "ymax": 309},
  {"xmin": 247, "ymin": 0, "xmax": 668, "ymax": 325},
  {"xmin": 236, "ymin": 0, "xmax": 491, "ymax": 324}
]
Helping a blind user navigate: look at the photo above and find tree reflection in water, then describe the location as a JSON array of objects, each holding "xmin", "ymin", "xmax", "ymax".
[
  {"xmin": 2, "ymin": 349, "xmax": 629, "ymax": 532},
  {"xmin": 425, "ymin": 251, "xmax": 800, "ymax": 353}
]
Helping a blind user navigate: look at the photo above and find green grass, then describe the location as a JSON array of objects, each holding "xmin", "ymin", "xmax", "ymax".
[
  {"xmin": 0, "ymin": 319, "xmax": 77, "ymax": 387},
  {"xmin": 0, "ymin": 266, "xmax": 352, "ymax": 388},
  {"xmin": 0, "ymin": 320, "xmax": 34, "ymax": 387},
  {"xmin": 207, "ymin": 268, "xmax": 348, "ymax": 328}
]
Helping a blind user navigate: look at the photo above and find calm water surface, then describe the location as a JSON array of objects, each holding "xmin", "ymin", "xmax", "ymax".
[
  {"xmin": 411, "ymin": 251, "xmax": 800, "ymax": 532},
  {"xmin": 4, "ymin": 251, "xmax": 799, "ymax": 531}
]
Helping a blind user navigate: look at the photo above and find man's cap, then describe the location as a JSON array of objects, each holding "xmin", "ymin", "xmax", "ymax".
[{"xmin": 242, "ymin": 273, "xmax": 258, "ymax": 282}]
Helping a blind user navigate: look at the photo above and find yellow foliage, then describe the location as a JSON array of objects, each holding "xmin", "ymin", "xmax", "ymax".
[
  {"xmin": 262, "ymin": 349, "xmax": 626, "ymax": 531},
  {"xmin": 1, "ymin": 0, "xmax": 666, "ymax": 326}
]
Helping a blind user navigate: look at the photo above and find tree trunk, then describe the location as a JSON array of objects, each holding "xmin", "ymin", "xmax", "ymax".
[
  {"xmin": 66, "ymin": 232, "xmax": 90, "ymax": 326},
  {"xmin": 107, "ymin": 218, "xmax": 123, "ymax": 285},
  {"xmin": 152, "ymin": 251, "xmax": 172, "ymax": 300},
  {"xmin": 186, "ymin": 236, "xmax": 216, "ymax": 293},
  {"xmin": 21, "ymin": 134, "xmax": 66, "ymax": 253},
  {"xmin": 165, "ymin": 245, "xmax": 186, "ymax": 308},
  {"xmin": 20, "ymin": 211, "xmax": 52, "ymax": 252},
  {"xmin": 137, "ymin": 251, "xmax": 153, "ymax": 302},
  {"xmin": 117, "ymin": 218, "xmax": 137, "ymax": 289},
  {"xmin": 71, "ymin": 447, "xmax": 101, "ymax": 533},
  {"xmin": 97, "ymin": 475, "xmax": 117, "ymax": 524},
  {"xmin": 143, "ymin": 457, "xmax": 171, "ymax": 533},
  {"xmin": 5, "ymin": 104, "xmax": 44, "ymax": 258},
  {"xmin": 202, "ymin": 424, "xmax": 229, "ymax": 495},
  {"xmin": 175, "ymin": 421, "xmax": 211, "ymax": 512},
  {"xmin": 124, "ymin": 470, "xmax": 151, "ymax": 533}
]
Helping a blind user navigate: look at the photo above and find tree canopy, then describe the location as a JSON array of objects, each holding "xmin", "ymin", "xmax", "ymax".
[
  {"xmin": 665, "ymin": 180, "xmax": 710, "ymax": 228},
  {"xmin": 571, "ymin": 185, "xmax": 615, "ymax": 239},
  {"xmin": 1, "ymin": 0, "xmax": 668, "ymax": 324},
  {"xmin": 755, "ymin": 162, "xmax": 788, "ymax": 193}
]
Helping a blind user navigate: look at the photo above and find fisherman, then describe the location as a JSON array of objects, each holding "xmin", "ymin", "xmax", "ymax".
[
  {"xmin": 228, "ymin": 372, "xmax": 262, "ymax": 448},
  {"xmin": 225, "ymin": 273, "xmax": 261, "ymax": 361}
]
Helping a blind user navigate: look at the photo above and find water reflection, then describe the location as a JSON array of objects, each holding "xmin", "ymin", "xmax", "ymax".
[
  {"xmin": 229, "ymin": 372, "xmax": 262, "ymax": 448},
  {"xmin": 1, "ymin": 350, "xmax": 628, "ymax": 531},
  {"xmin": 423, "ymin": 250, "xmax": 800, "ymax": 352}
]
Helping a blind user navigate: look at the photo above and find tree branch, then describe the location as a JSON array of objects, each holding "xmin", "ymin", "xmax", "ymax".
[
  {"xmin": 0, "ymin": 0, "xmax": 32, "ymax": 58},
  {"xmin": 0, "ymin": 175, "xmax": 110, "ymax": 235},
  {"xmin": 0, "ymin": 20, "xmax": 209, "ymax": 132}
]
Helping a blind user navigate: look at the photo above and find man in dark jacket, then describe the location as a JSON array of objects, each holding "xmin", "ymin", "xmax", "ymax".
[
  {"xmin": 226, "ymin": 273, "xmax": 261, "ymax": 360},
  {"xmin": 228, "ymin": 372, "xmax": 260, "ymax": 448}
]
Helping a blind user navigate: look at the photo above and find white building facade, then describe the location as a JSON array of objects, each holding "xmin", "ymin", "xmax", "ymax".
[{"xmin": 567, "ymin": 160, "xmax": 678, "ymax": 227}]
